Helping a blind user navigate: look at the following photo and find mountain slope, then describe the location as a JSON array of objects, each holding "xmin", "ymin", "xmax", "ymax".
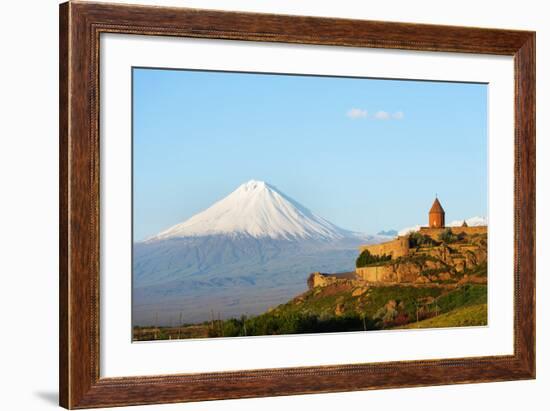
[{"xmin": 133, "ymin": 180, "xmax": 378, "ymax": 325}]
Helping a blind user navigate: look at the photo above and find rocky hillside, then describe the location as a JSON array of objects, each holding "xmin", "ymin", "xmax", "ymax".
[{"xmin": 352, "ymin": 230, "xmax": 487, "ymax": 285}]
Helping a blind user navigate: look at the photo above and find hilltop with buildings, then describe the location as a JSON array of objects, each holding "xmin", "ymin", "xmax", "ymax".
[
  {"xmin": 311, "ymin": 197, "xmax": 487, "ymax": 287},
  {"xmin": 135, "ymin": 197, "xmax": 488, "ymax": 340}
]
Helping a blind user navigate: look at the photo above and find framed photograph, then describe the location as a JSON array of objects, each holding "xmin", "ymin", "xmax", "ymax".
[{"xmin": 59, "ymin": 1, "xmax": 535, "ymax": 408}]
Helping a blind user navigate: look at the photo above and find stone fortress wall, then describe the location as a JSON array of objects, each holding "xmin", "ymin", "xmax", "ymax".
[
  {"xmin": 359, "ymin": 227, "xmax": 487, "ymax": 264},
  {"xmin": 418, "ymin": 225, "xmax": 487, "ymax": 240},
  {"xmin": 355, "ymin": 265, "xmax": 396, "ymax": 283},
  {"xmin": 353, "ymin": 193, "xmax": 488, "ymax": 284},
  {"xmin": 354, "ymin": 225, "xmax": 487, "ymax": 284},
  {"xmin": 358, "ymin": 236, "xmax": 409, "ymax": 259},
  {"xmin": 308, "ymin": 199, "xmax": 489, "ymax": 288},
  {"xmin": 307, "ymin": 272, "xmax": 357, "ymax": 289},
  {"xmin": 355, "ymin": 230, "xmax": 488, "ymax": 283}
]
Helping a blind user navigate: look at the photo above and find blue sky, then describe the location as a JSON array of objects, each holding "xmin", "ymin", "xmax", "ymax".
[{"xmin": 133, "ymin": 68, "xmax": 487, "ymax": 241}]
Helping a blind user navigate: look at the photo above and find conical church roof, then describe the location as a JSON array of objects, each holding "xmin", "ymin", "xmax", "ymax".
[{"xmin": 429, "ymin": 197, "xmax": 445, "ymax": 214}]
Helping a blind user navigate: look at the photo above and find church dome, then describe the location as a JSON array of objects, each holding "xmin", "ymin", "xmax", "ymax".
[
  {"xmin": 428, "ymin": 197, "xmax": 445, "ymax": 228},
  {"xmin": 429, "ymin": 198, "xmax": 445, "ymax": 214}
]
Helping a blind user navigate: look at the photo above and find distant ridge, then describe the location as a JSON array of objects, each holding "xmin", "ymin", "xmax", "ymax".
[{"xmin": 377, "ymin": 229, "xmax": 398, "ymax": 237}]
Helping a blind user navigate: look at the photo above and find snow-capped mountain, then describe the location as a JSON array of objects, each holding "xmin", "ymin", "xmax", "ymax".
[
  {"xmin": 133, "ymin": 180, "xmax": 378, "ymax": 326},
  {"xmin": 147, "ymin": 180, "xmax": 359, "ymax": 242},
  {"xmin": 448, "ymin": 216, "xmax": 487, "ymax": 227}
]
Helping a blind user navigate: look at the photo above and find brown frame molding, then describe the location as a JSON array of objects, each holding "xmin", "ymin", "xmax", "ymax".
[{"xmin": 59, "ymin": 1, "xmax": 535, "ymax": 408}]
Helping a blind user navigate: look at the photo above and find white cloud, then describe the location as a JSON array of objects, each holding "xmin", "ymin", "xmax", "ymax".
[
  {"xmin": 398, "ymin": 225, "xmax": 421, "ymax": 236},
  {"xmin": 374, "ymin": 110, "xmax": 390, "ymax": 120},
  {"xmin": 347, "ymin": 109, "xmax": 405, "ymax": 120},
  {"xmin": 346, "ymin": 108, "xmax": 368, "ymax": 119}
]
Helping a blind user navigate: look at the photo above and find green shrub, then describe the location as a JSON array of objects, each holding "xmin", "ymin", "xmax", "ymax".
[
  {"xmin": 222, "ymin": 318, "xmax": 244, "ymax": 337},
  {"xmin": 156, "ymin": 329, "xmax": 169, "ymax": 340},
  {"xmin": 356, "ymin": 249, "xmax": 391, "ymax": 268},
  {"xmin": 438, "ymin": 228, "xmax": 465, "ymax": 244},
  {"xmin": 408, "ymin": 232, "xmax": 438, "ymax": 248},
  {"xmin": 214, "ymin": 312, "xmax": 376, "ymax": 336}
]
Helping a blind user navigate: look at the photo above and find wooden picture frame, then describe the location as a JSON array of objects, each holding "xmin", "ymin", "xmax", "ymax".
[{"xmin": 59, "ymin": 1, "xmax": 535, "ymax": 408}]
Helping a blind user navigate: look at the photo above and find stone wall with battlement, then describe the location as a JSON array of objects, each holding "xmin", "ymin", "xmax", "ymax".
[
  {"xmin": 355, "ymin": 265, "xmax": 396, "ymax": 282},
  {"xmin": 418, "ymin": 226, "xmax": 487, "ymax": 240},
  {"xmin": 359, "ymin": 236, "xmax": 409, "ymax": 259},
  {"xmin": 307, "ymin": 272, "xmax": 358, "ymax": 289}
]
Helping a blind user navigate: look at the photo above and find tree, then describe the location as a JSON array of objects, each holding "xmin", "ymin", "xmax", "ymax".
[{"xmin": 356, "ymin": 249, "xmax": 391, "ymax": 268}]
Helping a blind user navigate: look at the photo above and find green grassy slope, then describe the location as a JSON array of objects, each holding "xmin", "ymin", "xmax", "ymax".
[
  {"xmin": 398, "ymin": 303, "xmax": 487, "ymax": 329},
  {"xmin": 204, "ymin": 283, "xmax": 487, "ymax": 337},
  {"xmin": 133, "ymin": 283, "xmax": 488, "ymax": 340}
]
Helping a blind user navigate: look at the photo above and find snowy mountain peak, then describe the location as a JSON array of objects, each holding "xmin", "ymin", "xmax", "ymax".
[
  {"xmin": 147, "ymin": 180, "xmax": 359, "ymax": 242},
  {"xmin": 239, "ymin": 179, "xmax": 268, "ymax": 191}
]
